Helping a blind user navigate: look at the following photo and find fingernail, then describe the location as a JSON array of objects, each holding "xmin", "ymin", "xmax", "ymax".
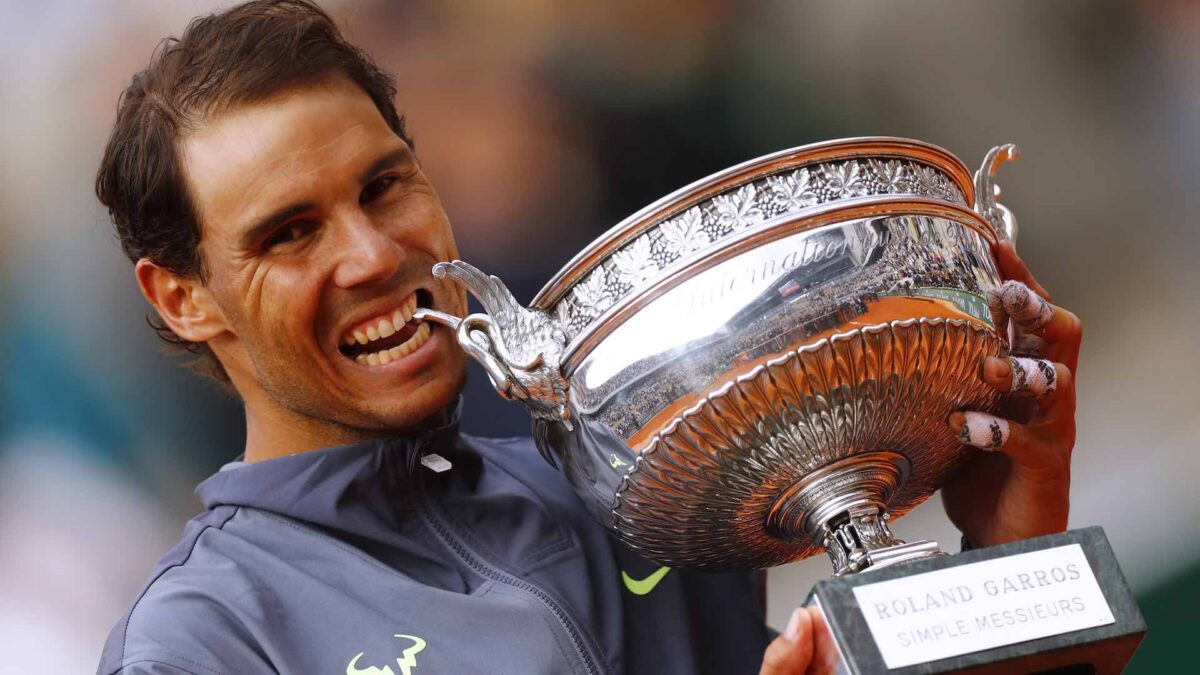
[
  {"xmin": 785, "ymin": 608, "xmax": 804, "ymax": 642},
  {"xmin": 983, "ymin": 356, "xmax": 1010, "ymax": 379},
  {"xmin": 956, "ymin": 412, "xmax": 1010, "ymax": 452}
]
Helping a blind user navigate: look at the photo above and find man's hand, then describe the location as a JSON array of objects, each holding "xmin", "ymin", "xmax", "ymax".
[
  {"xmin": 760, "ymin": 607, "xmax": 841, "ymax": 675},
  {"xmin": 942, "ymin": 241, "xmax": 1083, "ymax": 547}
]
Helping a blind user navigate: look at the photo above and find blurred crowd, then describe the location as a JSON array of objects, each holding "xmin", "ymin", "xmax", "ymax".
[{"xmin": 1, "ymin": 0, "xmax": 1197, "ymax": 670}]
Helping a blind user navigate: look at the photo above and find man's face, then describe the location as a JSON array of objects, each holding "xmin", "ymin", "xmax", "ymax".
[{"xmin": 180, "ymin": 75, "xmax": 468, "ymax": 439}]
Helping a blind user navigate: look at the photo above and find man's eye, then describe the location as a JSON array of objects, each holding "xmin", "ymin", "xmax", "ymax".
[
  {"xmin": 264, "ymin": 223, "xmax": 312, "ymax": 249},
  {"xmin": 361, "ymin": 175, "xmax": 398, "ymax": 204}
]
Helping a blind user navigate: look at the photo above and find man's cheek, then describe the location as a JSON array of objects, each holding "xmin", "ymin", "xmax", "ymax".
[{"xmin": 258, "ymin": 278, "xmax": 317, "ymax": 342}]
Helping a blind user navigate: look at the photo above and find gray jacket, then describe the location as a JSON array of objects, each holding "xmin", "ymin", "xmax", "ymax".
[{"xmin": 97, "ymin": 415, "xmax": 771, "ymax": 674}]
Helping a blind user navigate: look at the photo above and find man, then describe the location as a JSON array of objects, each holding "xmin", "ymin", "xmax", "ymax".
[{"xmin": 95, "ymin": 2, "xmax": 1082, "ymax": 673}]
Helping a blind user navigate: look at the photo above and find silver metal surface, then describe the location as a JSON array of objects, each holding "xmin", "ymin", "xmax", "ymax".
[
  {"xmin": 427, "ymin": 138, "xmax": 1017, "ymax": 574},
  {"xmin": 415, "ymin": 266, "xmax": 573, "ymax": 429},
  {"xmin": 974, "ymin": 143, "xmax": 1020, "ymax": 242}
]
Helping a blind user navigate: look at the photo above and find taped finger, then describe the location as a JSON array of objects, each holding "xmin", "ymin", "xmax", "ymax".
[
  {"xmin": 950, "ymin": 411, "xmax": 1068, "ymax": 472},
  {"xmin": 991, "ymin": 280, "xmax": 1053, "ymax": 333},
  {"xmin": 951, "ymin": 411, "xmax": 1010, "ymax": 452},
  {"xmin": 1008, "ymin": 357, "xmax": 1058, "ymax": 396}
]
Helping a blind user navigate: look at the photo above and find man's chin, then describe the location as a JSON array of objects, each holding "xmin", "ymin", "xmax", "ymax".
[{"xmin": 354, "ymin": 359, "xmax": 467, "ymax": 433}]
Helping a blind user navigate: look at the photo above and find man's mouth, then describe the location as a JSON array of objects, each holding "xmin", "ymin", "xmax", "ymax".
[{"xmin": 338, "ymin": 290, "xmax": 435, "ymax": 366}]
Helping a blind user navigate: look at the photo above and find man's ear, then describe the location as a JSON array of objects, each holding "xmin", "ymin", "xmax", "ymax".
[{"xmin": 134, "ymin": 258, "xmax": 229, "ymax": 343}]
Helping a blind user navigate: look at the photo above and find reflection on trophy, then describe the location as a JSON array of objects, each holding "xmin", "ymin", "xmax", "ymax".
[{"xmin": 417, "ymin": 138, "xmax": 1145, "ymax": 673}]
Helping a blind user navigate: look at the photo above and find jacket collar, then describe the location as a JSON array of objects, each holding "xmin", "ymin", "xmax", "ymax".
[{"xmin": 195, "ymin": 400, "xmax": 474, "ymax": 537}]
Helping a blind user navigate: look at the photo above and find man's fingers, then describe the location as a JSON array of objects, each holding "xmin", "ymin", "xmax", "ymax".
[
  {"xmin": 983, "ymin": 356, "xmax": 1075, "ymax": 416},
  {"xmin": 1011, "ymin": 332, "xmax": 1048, "ymax": 357},
  {"xmin": 760, "ymin": 608, "xmax": 814, "ymax": 675},
  {"xmin": 993, "ymin": 241, "xmax": 1051, "ymax": 300},
  {"xmin": 759, "ymin": 635, "xmax": 809, "ymax": 675},
  {"xmin": 989, "ymin": 279, "xmax": 1082, "ymax": 343},
  {"xmin": 982, "ymin": 356, "xmax": 1070, "ymax": 399},
  {"xmin": 809, "ymin": 606, "xmax": 842, "ymax": 675},
  {"xmin": 990, "ymin": 280, "xmax": 1053, "ymax": 333},
  {"xmin": 1036, "ymin": 304, "xmax": 1083, "ymax": 367},
  {"xmin": 948, "ymin": 411, "xmax": 1067, "ymax": 473},
  {"xmin": 949, "ymin": 411, "xmax": 1011, "ymax": 453},
  {"xmin": 988, "ymin": 280, "xmax": 1083, "ymax": 369}
]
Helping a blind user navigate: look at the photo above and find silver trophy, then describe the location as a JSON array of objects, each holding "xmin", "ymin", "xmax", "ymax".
[{"xmin": 418, "ymin": 138, "xmax": 1144, "ymax": 672}]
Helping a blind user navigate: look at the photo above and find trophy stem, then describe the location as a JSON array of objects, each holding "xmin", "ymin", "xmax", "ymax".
[{"xmin": 768, "ymin": 452, "xmax": 946, "ymax": 575}]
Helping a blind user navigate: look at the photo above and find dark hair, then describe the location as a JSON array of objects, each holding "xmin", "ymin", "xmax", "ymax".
[{"xmin": 96, "ymin": 0, "xmax": 412, "ymax": 381}]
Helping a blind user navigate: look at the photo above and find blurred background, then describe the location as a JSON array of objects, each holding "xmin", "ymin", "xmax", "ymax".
[{"xmin": 1, "ymin": 0, "xmax": 1196, "ymax": 671}]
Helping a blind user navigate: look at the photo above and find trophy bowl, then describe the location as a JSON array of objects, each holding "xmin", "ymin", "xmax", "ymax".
[{"xmin": 418, "ymin": 137, "xmax": 1021, "ymax": 575}]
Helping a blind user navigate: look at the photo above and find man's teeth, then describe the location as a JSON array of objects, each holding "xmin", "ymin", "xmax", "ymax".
[
  {"xmin": 342, "ymin": 294, "xmax": 420, "ymax": 348},
  {"xmin": 352, "ymin": 322, "xmax": 431, "ymax": 367}
]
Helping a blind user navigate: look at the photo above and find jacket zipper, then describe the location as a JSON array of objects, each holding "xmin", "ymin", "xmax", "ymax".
[{"xmin": 414, "ymin": 476, "xmax": 605, "ymax": 675}]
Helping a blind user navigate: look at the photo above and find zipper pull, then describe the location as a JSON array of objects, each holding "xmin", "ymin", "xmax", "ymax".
[{"xmin": 420, "ymin": 453, "xmax": 453, "ymax": 473}]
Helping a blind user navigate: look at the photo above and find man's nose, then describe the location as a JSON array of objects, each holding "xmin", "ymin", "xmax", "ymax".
[{"xmin": 330, "ymin": 211, "xmax": 404, "ymax": 289}]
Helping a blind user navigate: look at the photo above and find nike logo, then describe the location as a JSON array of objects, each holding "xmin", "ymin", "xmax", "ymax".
[
  {"xmin": 622, "ymin": 566, "xmax": 671, "ymax": 595},
  {"xmin": 346, "ymin": 634, "xmax": 427, "ymax": 675}
]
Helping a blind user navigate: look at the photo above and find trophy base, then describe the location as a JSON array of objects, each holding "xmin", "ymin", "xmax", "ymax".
[{"xmin": 805, "ymin": 527, "xmax": 1145, "ymax": 674}]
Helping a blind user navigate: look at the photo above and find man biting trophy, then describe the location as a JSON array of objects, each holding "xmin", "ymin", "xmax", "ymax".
[{"xmin": 96, "ymin": 1, "xmax": 1140, "ymax": 673}]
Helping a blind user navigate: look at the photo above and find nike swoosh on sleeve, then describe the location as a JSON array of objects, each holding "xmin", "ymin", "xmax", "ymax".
[{"xmin": 622, "ymin": 566, "xmax": 671, "ymax": 595}]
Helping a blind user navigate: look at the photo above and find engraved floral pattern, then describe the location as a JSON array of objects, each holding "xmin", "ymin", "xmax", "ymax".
[
  {"xmin": 712, "ymin": 184, "xmax": 765, "ymax": 232},
  {"xmin": 612, "ymin": 235, "xmax": 658, "ymax": 286},
  {"xmin": 938, "ymin": 175, "xmax": 960, "ymax": 202},
  {"xmin": 869, "ymin": 159, "xmax": 908, "ymax": 193},
  {"xmin": 554, "ymin": 158, "xmax": 969, "ymax": 343},
  {"xmin": 823, "ymin": 161, "xmax": 867, "ymax": 198},
  {"xmin": 573, "ymin": 266, "xmax": 614, "ymax": 315},
  {"xmin": 914, "ymin": 165, "xmax": 943, "ymax": 199},
  {"xmin": 944, "ymin": 182, "xmax": 962, "ymax": 203},
  {"xmin": 556, "ymin": 300, "xmax": 588, "ymax": 334},
  {"xmin": 767, "ymin": 168, "xmax": 820, "ymax": 212},
  {"xmin": 660, "ymin": 207, "xmax": 711, "ymax": 258}
]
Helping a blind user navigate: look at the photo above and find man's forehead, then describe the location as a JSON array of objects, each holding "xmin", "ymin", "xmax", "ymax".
[{"xmin": 180, "ymin": 76, "xmax": 406, "ymax": 229}]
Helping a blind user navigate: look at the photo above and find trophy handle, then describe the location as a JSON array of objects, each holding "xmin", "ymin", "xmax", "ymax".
[
  {"xmin": 415, "ymin": 260, "xmax": 574, "ymax": 430},
  {"xmin": 974, "ymin": 143, "xmax": 1020, "ymax": 243}
]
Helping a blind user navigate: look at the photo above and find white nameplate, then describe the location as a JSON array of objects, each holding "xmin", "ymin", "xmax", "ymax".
[{"xmin": 852, "ymin": 544, "xmax": 1115, "ymax": 669}]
